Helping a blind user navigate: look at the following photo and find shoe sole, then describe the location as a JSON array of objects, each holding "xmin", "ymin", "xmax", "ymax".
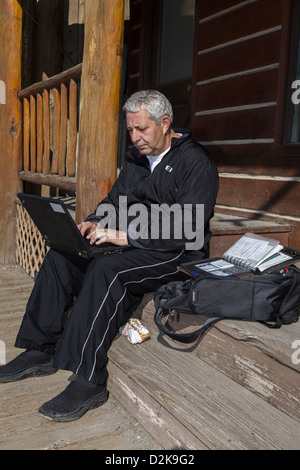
[
  {"xmin": 39, "ymin": 390, "xmax": 109, "ymax": 422},
  {"xmin": 0, "ymin": 365, "xmax": 57, "ymax": 383}
]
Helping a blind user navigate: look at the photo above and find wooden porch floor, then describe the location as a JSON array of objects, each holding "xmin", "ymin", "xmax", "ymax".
[
  {"xmin": 0, "ymin": 265, "xmax": 161, "ymax": 450},
  {"xmin": 0, "ymin": 262, "xmax": 299, "ymax": 450}
]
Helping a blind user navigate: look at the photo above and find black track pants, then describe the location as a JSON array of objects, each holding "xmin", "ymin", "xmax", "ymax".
[{"xmin": 15, "ymin": 248, "xmax": 187, "ymax": 384}]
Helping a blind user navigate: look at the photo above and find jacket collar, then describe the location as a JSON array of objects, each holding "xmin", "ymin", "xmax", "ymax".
[
  {"xmin": 128, "ymin": 128, "xmax": 190, "ymax": 161},
  {"xmin": 171, "ymin": 128, "xmax": 190, "ymax": 148}
]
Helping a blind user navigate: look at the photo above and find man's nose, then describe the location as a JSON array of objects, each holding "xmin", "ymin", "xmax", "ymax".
[{"xmin": 131, "ymin": 129, "xmax": 141, "ymax": 143}]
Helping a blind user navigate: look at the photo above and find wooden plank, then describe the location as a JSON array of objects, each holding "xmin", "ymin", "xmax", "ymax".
[
  {"xmin": 51, "ymin": 88, "xmax": 61, "ymax": 174},
  {"xmin": 195, "ymin": 29, "xmax": 281, "ymax": 82},
  {"xmin": 30, "ymin": 95, "xmax": 36, "ymax": 172},
  {"xmin": 211, "ymin": 321, "xmax": 300, "ymax": 420},
  {"xmin": 217, "ymin": 318, "xmax": 300, "ymax": 373},
  {"xmin": 108, "ymin": 318, "xmax": 300, "ymax": 450},
  {"xmin": 198, "ymin": 0, "xmax": 242, "ymax": 20},
  {"xmin": 198, "ymin": 0, "xmax": 282, "ymax": 52},
  {"xmin": 18, "ymin": 64, "xmax": 82, "ymax": 100},
  {"xmin": 218, "ymin": 177, "xmax": 300, "ymax": 217},
  {"xmin": 210, "ymin": 212, "xmax": 291, "ymax": 234},
  {"xmin": 19, "ymin": 171, "xmax": 76, "ymax": 192},
  {"xmin": 76, "ymin": 0, "xmax": 125, "ymax": 222},
  {"xmin": 290, "ymin": 224, "xmax": 300, "ymax": 252},
  {"xmin": 107, "ymin": 361, "xmax": 210, "ymax": 451},
  {"xmin": 36, "ymin": 94, "xmax": 43, "ymax": 173},
  {"xmin": 206, "ymin": 143, "xmax": 300, "ymax": 177},
  {"xmin": 147, "ymin": 310, "xmax": 300, "ymax": 421},
  {"xmin": 59, "ymin": 83, "xmax": 68, "ymax": 176},
  {"xmin": 22, "ymin": 98, "xmax": 30, "ymax": 171},
  {"xmin": 194, "ymin": 106, "xmax": 275, "ymax": 141},
  {"xmin": 42, "ymin": 90, "xmax": 50, "ymax": 174},
  {"xmin": 66, "ymin": 79, "xmax": 77, "ymax": 178},
  {"xmin": 196, "ymin": 68, "xmax": 278, "ymax": 112}
]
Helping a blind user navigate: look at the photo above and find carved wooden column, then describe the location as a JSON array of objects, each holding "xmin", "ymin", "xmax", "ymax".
[
  {"xmin": 76, "ymin": 0, "xmax": 125, "ymax": 222},
  {"xmin": 0, "ymin": 0, "xmax": 23, "ymax": 263}
]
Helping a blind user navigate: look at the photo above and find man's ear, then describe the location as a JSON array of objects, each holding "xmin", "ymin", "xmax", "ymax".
[{"xmin": 161, "ymin": 115, "xmax": 171, "ymax": 134}]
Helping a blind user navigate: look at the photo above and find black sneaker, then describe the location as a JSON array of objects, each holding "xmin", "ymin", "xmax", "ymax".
[
  {"xmin": 39, "ymin": 380, "xmax": 109, "ymax": 422},
  {"xmin": 0, "ymin": 350, "xmax": 57, "ymax": 383}
]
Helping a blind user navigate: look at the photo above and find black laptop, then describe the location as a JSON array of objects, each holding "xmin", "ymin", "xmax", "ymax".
[{"xmin": 17, "ymin": 193, "xmax": 131, "ymax": 258}]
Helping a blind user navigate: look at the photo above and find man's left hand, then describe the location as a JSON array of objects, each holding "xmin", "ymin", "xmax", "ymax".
[{"xmin": 86, "ymin": 226, "xmax": 129, "ymax": 247}]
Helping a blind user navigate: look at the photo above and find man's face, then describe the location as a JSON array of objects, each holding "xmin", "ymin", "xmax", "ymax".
[{"xmin": 126, "ymin": 109, "xmax": 170, "ymax": 156}]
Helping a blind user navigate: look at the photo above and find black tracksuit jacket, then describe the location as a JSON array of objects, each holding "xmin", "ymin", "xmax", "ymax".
[{"xmin": 86, "ymin": 130, "xmax": 219, "ymax": 260}]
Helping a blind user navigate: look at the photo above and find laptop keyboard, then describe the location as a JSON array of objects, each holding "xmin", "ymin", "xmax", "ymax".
[{"xmin": 88, "ymin": 242, "xmax": 126, "ymax": 255}]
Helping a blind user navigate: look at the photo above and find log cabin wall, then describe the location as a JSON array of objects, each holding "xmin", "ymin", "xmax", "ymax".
[
  {"xmin": 190, "ymin": 0, "xmax": 300, "ymax": 249},
  {"xmin": 127, "ymin": 0, "xmax": 300, "ymax": 250}
]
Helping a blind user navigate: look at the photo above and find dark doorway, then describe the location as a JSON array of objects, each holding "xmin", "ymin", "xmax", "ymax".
[{"xmin": 144, "ymin": 0, "xmax": 196, "ymax": 129}]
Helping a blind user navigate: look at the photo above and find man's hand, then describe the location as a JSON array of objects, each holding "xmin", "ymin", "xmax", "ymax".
[
  {"xmin": 77, "ymin": 221, "xmax": 98, "ymax": 238},
  {"xmin": 77, "ymin": 221, "xmax": 128, "ymax": 247},
  {"xmin": 88, "ymin": 227, "xmax": 128, "ymax": 247}
]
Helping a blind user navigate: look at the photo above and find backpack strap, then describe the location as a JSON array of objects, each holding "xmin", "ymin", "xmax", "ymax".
[{"xmin": 154, "ymin": 305, "xmax": 221, "ymax": 343}]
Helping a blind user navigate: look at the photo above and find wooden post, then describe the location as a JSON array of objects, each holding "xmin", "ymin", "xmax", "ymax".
[
  {"xmin": 0, "ymin": 0, "xmax": 23, "ymax": 264},
  {"xmin": 76, "ymin": 0, "xmax": 125, "ymax": 222}
]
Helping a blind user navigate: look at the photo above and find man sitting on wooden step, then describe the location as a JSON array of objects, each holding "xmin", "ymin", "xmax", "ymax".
[{"xmin": 0, "ymin": 90, "xmax": 219, "ymax": 422}]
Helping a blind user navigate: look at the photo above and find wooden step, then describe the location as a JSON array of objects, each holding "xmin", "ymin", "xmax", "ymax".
[
  {"xmin": 210, "ymin": 212, "xmax": 291, "ymax": 257},
  {"xmin": 107, "ymin": 290, "xmax": 300, "ymax": 450}
]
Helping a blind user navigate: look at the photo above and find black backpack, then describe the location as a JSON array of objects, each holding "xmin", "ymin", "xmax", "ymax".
[{"xmin": 154, "ymin": 266, "xmax": 300, "ymax": 343}]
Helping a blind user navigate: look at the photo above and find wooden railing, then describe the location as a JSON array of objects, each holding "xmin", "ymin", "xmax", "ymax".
[{"xmin": 18, "ymin": 63, "xmax": 82, "ymax": 192}]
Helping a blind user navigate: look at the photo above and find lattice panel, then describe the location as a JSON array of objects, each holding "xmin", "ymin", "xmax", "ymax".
[{"xmin": 16, "ymin": 203, "xmax": 49, "ymax": 278}]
